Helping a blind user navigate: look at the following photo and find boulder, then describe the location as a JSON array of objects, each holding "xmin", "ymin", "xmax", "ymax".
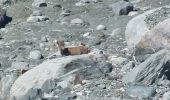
[
  {"xmin": 110, "ymin": 0, "xmax": 134, "ymax": 15},
  {"xmin": 136, "ymin": 18, "xmax": 170, "ymax": 53},
  {"xmin": 125, "ymin": 6, "xmax": 170, "ymax": 55},
  {"xmin": 10, "ymin": 54, "xmax": 99, "ymax": 100},
  {"xmin": 123, "ymin": 49, "xmax": 170, "ymax": 85}
]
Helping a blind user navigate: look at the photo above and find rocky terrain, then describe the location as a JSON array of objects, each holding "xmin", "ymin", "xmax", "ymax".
[{"xmin": 0, "ymin": 0, "xmax": 170, "ymax": 100}]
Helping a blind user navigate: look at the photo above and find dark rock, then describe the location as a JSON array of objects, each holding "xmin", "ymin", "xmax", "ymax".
[
  {"xmin": 99, "ymin": 62, "xmax": 113, "ymax": 74},
  {"xmin": 110, "ymin": 0, "xmax": 134, "ymax": 15},
  {"xmin": 0, "ymin": 8, "xmax": 8, "ymax": 28}
]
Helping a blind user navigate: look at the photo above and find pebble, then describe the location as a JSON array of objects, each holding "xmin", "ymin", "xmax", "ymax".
[
  {"xmin": 97, "ymin": 83, "xmax": 106, "ymax": 89},
  {"xmin": 29, "ymin": 50, "xmax": 42, "ymax": 60},
  {"xmin": 70, "ymin": 18, "xmax": 84, "ymax": 25},
  {"xmin": 96, "ymin": 24, "xmax": 106, "ymax": 30},
  {"xmin": 27, "ymin": 16, "xmax": 40, "ymax": 22}
]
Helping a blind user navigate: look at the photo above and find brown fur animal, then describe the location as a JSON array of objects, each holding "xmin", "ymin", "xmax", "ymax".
[{"xmin": 55, "ymin": 40, "xmax": 90, "ymax": 56}]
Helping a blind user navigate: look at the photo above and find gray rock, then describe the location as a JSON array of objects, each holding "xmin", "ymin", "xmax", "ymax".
[
  {"xmin": 123, "ymin": 49, "xmax": 170, "ymax": 85},
  {"xmin": 10, "ymin": 54, "xmax": 97, "ymax": 100},
  {"xmin": 126, "ymin": 83, "xmax": 156, "ymax": 98},
  {"xmin": 125, "ymin": 7, "xmax": 170, "ymax": 53},
  {"xmin": 32, "ymin": 0, "xmax": 47, "ymax": 8},
  {"xmin": 27, "ymin": 15, "xmax": 49, "ymax": 22},
  {"xmin": 29, "ymin": 50, "xmax": 42, "ymax": 60},
  {"xmin": 135, "ymin": 18, "xmax": 170, "ymax": 55},
  {"xmin": 163, "ymin": 91, "xmax": 170, "ymax": 100},
  {"xmin": 99, "ymin": 62, "xmax": 113, "ymax": 73},
  {"xmin": 110, "ymin": 0, "xmax": 134, "ymax": 15}
]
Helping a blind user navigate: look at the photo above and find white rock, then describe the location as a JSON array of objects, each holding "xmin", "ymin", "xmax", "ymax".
[
  {"xmin": 70, "ymin": 18, "xmax": 83, "ymax": 25},
  {"xmin": 29, "ymin": 50, "xmax": 42, "ymax": 60},
  {"xmin": 96, "ymin": 24, "xmax": 106, "ymax": 30},
  {"xmin": 27, "ymin": 16, "xmax": 40, "ymax": 22},
  {"xmin": 75, "ymin": 2, "xmax": 86, "ymax": 6},
  {"xmin": 128, "ymin": 11, "xmax": 138, "ymax": 16}
]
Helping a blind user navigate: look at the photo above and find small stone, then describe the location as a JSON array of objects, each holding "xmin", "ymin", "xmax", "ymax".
[
  {"xmin": 37, "ymin": 16, "xmax": 49, "ymax": 21},
  {"xmin": 96, "ymin": 25, "xmax": 106, "ymax": 30},
  {"xmin": 99, "ymin": 62, "xmax": 113, "ymax": 73},
  {"xmin": 29, "ymin": 50, "xmax": 42, "ymax": 60},
  {"xmin": 32, "ymin": 0, "xmax": 47, "ymax": 8},
  {"xmin": 97, "ymin": 83, "xmax": 106, "ymax": 89},
  {"xmin": 70, "ymin": 18, "xmax": 83, "ymax": 25},
  {"xmin": 27, "ymin": 16, "xmax": 40, "ymax": 22},
  {"xmin": 163, "ymin": 91, "xmax": 170, "ymax": 100}
]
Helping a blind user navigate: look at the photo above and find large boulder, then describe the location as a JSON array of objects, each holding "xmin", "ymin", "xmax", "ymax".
[
  {"xmin": 10, "ymin": 54, "xmax": 100, "ymax": 100},
  {"xmin": 125, "ymin": 6, "xmax": 170, "ymax": 53},
  {"xmin": 123, "ymin": 49, "xmax": 170, "ymax": 85},
  {"xmin": 136, "ymin": 18, "xmax": 170, "ymax": 52}
]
